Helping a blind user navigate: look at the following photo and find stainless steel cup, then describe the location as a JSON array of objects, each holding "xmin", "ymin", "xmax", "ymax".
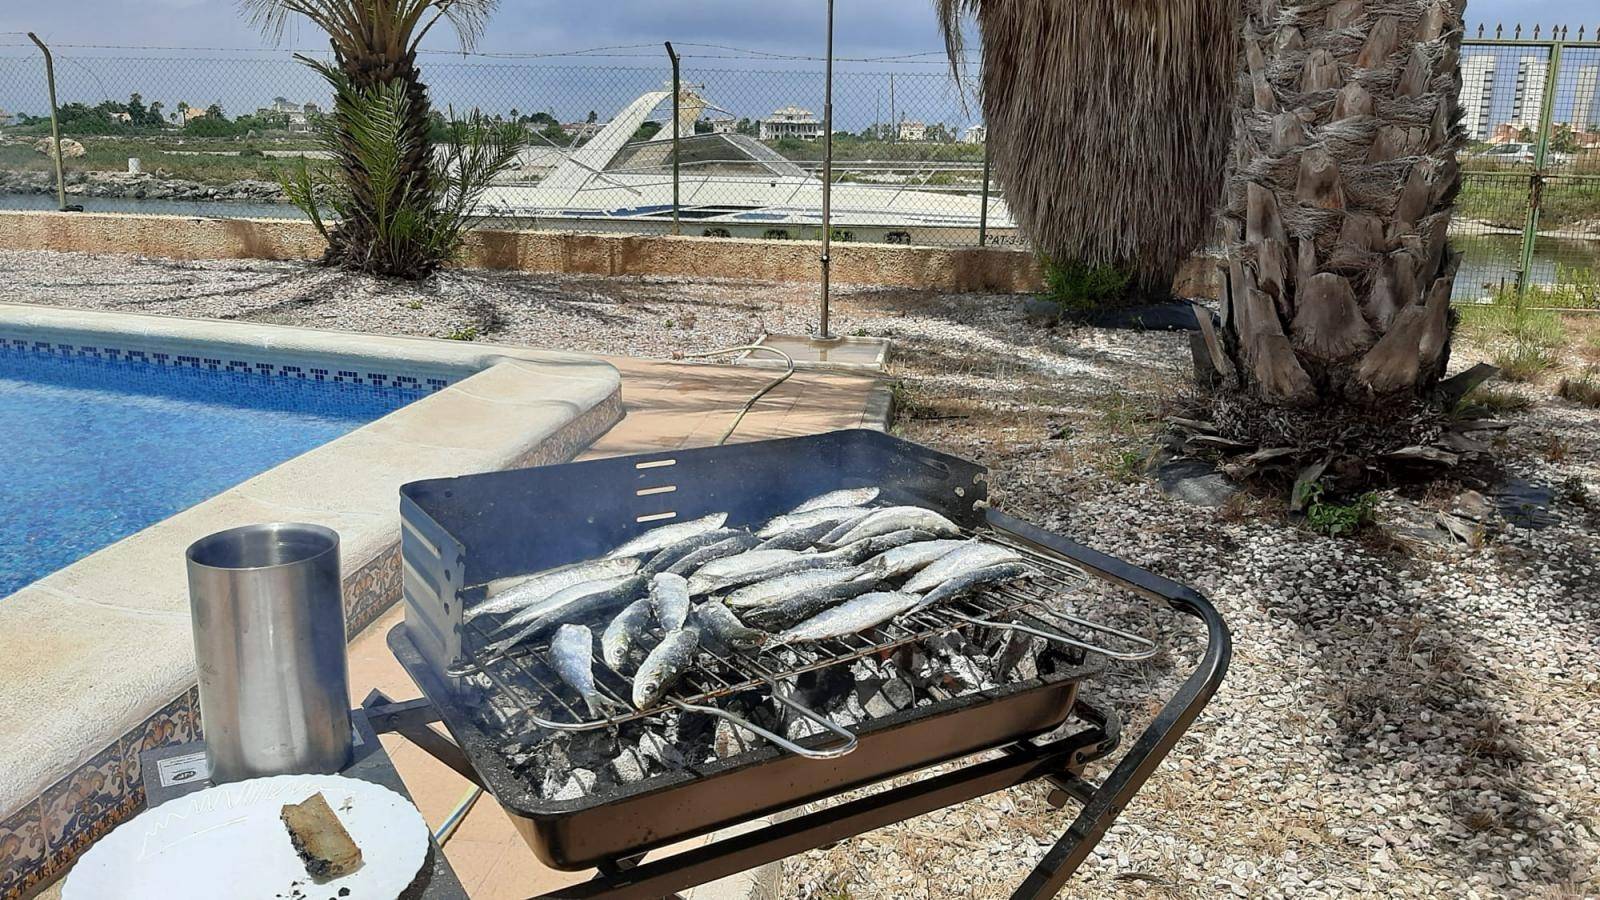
[{"xmin": 185, "ymin": 523, "xmax": 352, "ymax": 783}]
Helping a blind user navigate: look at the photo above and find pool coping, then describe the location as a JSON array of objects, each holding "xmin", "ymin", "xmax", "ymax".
[{"xmin": 0, "ymin": 303, "xmax": 625, "ymax": 898}]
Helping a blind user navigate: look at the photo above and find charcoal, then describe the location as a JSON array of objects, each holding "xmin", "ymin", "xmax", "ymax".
[
  {"xmin": 941, "ymin": 655, "xmax": 992, "ymax": 694},
  {"xmin": 548, "ymin": 768, "xmax": 600, "ymax": 802},
  {"xmin": 881, "ymin": 676, "xmax": 915, "ymax": 710},
  {"xmin": 864, "ymin": 691, "xmax": 900, "ymax": 719},
  {"xmin": 714, "ymin": 718, "xmax": 749, "ymax": 757},
  {"xmin": 668, "ymin": 711, "xmax": 716, "ymax": 762},
  {"xmin": 991, "ymin": 631, "xmax": 1038, "ymax": 680},
  {"xmin": 610, "ymin": 746, "xmax": 650, "ymax": 784},
  {"xmin": 637, "ymin": 728, "xmax": 686, "ymax": 769},
  {"xmin": 563, "ymin": 730, "xmax": 621, "ymax": 769},
  {"xmin": 839, "ymin": 690, "xmax": 869, "ymax": 725}
]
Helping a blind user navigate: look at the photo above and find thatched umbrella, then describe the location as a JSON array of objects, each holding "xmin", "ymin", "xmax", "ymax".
[{"xmin": 936, "ymin": 0, "xmax": 1241, "ymax": 291}]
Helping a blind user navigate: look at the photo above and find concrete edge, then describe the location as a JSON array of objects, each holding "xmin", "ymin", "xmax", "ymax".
[
  {"xmin": 0, "ymin": 310, "xmax": 626, "ymax": 898},
  {"xmin": 862, "ymin": 378, "xmax": 898, "ymax": 432}
]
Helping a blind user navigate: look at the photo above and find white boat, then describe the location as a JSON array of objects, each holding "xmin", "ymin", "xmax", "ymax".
[{"xmin": 475, "ymin": 87, "xmax": 1017, "ymax": 247}]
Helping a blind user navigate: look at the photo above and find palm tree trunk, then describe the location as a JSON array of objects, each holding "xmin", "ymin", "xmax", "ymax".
[{"xmin": 1209, "ymin": 0, "xmax": 1466, "ymax": 443}]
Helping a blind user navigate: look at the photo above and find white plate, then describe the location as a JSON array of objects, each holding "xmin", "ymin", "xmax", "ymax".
[{"xmin": 64, "ymin": 773, "xmax": 429, "ymax": 900}]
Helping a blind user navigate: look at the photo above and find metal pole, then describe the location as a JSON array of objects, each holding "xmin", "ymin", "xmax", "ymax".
[
  {"xmin": 1517, "ymin": 39, "xmax": 1562, "ymax": 295},
  {"xmin": 819, "ymin": 0, "xmax": 835, "ymax": 340},
  {"xmin": 28, "ymin": 33, "xmax": 67, "ymax": 212},
  {"xmin": 665, "ymin": 42, "xmax": 681, "ymax": 237},
  {"xmin": 978, "ymin": 138, "xmax": 992, "ymax": 247}
]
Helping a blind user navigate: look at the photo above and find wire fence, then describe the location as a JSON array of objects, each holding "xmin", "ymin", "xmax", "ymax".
[{"xmin": 0, "ymin": 32, "xmax": 1597, "ymax": 303}]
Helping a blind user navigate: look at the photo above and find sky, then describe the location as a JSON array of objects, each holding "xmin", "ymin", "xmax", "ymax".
[{"xmin": 1, "ymin": 0, "xmax": 1595, "ymax": 131}]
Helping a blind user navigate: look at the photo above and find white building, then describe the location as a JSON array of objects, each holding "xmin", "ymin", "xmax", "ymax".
[
  {"xmin": 759, "ymin": 106, "xmax": 822, "ymax": 141},
  {"xmin": 1512, "ymin": 55, "xmax": 1549, "ymax": 129},
  {"xmin": 962, "ymin": 123, "xmax": 987, "ymax": 144},
  {"xmin": 1459, "ymin": 55, "xmax": 1496, "ymax": 141},
  {"xmin": 1574, "ymin": 65, "xmax": 1600, "ymax": 130},
  {"xmin": 704, "ymin": 117, "xmax": 736, "ymax": 134},
  {"xmin": 897, "ymin": 119, "xmax": 927, "ymax": 142}
]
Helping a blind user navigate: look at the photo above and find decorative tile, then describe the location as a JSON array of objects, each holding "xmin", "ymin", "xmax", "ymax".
[
  {"xmin": 0, "ymin": 800, "xmax": 46, "ymax": 899},
  {"xmin": 118, "ymin": 693, "xmax": 200, "ymax": 795},
  {"xmin": 36, "ymin": 738, "xmax": 129, "ymax": 886},
  {"xmin": 0, "ymin": 337, "xmax": 452, "ymax": 396}
]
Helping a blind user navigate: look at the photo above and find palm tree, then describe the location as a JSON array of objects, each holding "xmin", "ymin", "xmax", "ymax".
[
  {"xmin": 941, "ymin": 0, "xmax": 1478, "ymax": 495},
  {"xmin": 242, "ymin": 0, "xmax": 497, "ymax": 274},
  {"xmin": 934, "ymin": 0, "xmax": 1240, "ymax": 293}
]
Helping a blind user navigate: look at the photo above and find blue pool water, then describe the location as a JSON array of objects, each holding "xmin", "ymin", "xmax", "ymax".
[{"xmin": 0, "ymin": 344, "xmax": 429, "ymax": 597}]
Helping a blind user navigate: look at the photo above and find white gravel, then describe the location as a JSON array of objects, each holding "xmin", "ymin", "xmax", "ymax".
[{"xmin": 4, "ymin": 250, "xmax": 1598, "ymax": 898}]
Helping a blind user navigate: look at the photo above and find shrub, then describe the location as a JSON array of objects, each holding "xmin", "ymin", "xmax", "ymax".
[
  {"xmin": 1454, "ymin": 384, "xmax": 1531, "ymax": 416},
  {"xmin": 1041, "ymin": 257, "xmax": 1132, "ymax": 311},
  {"xmin": 1459, "ymin": 291, "xmax": 1566, "ymax": 382},
  {"xmin": 238, "ymin": 146, "xmax": 265, "ymax": 158},
  {"xmin": 1557, "ymin": 368, "xmax": 1600, "ymax": 408},
  {"xmin": 1495, "ymin": 341, "xmax": 1561, "ymax": 382}
]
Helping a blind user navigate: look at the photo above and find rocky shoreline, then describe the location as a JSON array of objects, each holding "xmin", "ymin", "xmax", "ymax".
[{"xmin": 0, "ymin": 170, "xmax": 286, "ymax": 204}]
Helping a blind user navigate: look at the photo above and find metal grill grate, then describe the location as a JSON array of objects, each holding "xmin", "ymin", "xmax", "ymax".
[{"xmin": 446, "ymin": 530, "xmax": 1159, "ymax": 757}]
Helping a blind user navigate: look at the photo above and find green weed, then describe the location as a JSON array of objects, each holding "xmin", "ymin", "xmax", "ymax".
[
  {"xmin": 1454, "ymin": 384, "xmax": 1532, "ymax": 416},
  {"xmin": 1301, "ymin": 484, "xmax": 1380, "ymax": 537},
  {"xmin": 1494, "ymin": 341, "xmax": 1562, "ymax": 382},
  {"xmin": 1557, "ymin": 368, "xmax": 1600, "ymax": 408},
  {"xmin": 442, "ymin": 324, "xmax": 479, "ymax": 341},
  {"xmin": 1040, "ymin": 257, "xmax": 1132, "ymax": 311}
]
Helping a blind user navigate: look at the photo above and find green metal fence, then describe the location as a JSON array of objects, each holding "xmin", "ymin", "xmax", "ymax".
[{"xmin": 1457, "ymin": 25, "xmax": 1600, "ymax": 307}]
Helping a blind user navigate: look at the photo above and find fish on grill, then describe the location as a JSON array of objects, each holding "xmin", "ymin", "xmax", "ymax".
[
  {"xmin": 755, "ymin": 521, "xmax": 839, "ymax": 552},
  {"xmin": 632, "ymin": 627, "xmax": 701, "ymax": 708},
  {"xmin": 756, "ymin": 505, "xmax": 871, "ymax": 539},
  {"xmin": 605, "ymin": 513, "xmax": 730, "ymax": 559},
  {"xmin": 719, "ymin": 529, "xmax": 934, "ymax": 594},
  {"xmin": 685, "ymin": 549, "xmax": 808, "ymax": 595},
  {"xmin": 551, "ymin": 624, "xmax": 625, "ymax": 718},
  {"xmin": 778, "ymin": 591, "xmax": 922, "ymax": 643},
  {"xmin": 822, "ymin": 506, "xmax": 960, "ymax": 546},
  {"xmin": 650, "ymin": 573, "xmax": 692, "ymax": 630},
  {"xmin": 725, "ymin": 565, "xmax": 873, "ymax": 610},
  {"xmin": 665, "ymin": 532, "xmax": 760, "ymax": 577},
  {"xmin": 600, "ymin": 598, "xmax": 654, "ymax": 673},
  {"xmin": 641, "ymin": 528, "xmax": 742, "ymax": 575},
  {"xmin": 788, "ymin": 486, "xmax": 879, "ymax": 514},
  {"xmin": 489, "ymin": 574, "xmax": 647, "ymax": 652},
  {"xmin": 738, "ymin": 578, "xmax": 881, "ymax": 632},
  {"xmin": 863, "ymin": 538, "xmax": 968, "ymax": 580},
  {"xmin": 908, "ymin": 562, "xmax": 1032, "ymax": 614},
  {"xmin": 469, "ymin": 557, "xmax": 642, "ymax": 622},
  {"xmin": 692, "ymin": 600, "xmax": 768, "ymax": 652},
  {"xmin": 903, "ymin": 542, "xmax": 1025, "ymax": 594}
]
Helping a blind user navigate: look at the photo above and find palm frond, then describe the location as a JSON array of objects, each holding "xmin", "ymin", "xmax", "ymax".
[{"xmin": 935, "ymin": 0, "xmax": 1240, "ymax": 288}]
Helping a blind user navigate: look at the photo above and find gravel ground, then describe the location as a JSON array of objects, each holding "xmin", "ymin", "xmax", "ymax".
[{"xmin": 5, "ymin": 250, "xmax": 1598, "ymax": 898}]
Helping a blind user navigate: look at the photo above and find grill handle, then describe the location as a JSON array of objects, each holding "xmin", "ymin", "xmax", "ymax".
[
  {"xmin": 946, "ymin": 612, "xmax": 1158, "ymax": 662},
  {"xmin": 669, "ymin": 682, "xmax": 858, "ymax": 761}
]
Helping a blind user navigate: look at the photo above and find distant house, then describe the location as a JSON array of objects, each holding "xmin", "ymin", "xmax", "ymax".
[
  {"xmin": 897, "ymin": 119, "xmax": 927, "ymax": 142},
  {"xmin": 962, "ymin": 124, "xmax": 987, "ymax": 144},
  {"xmin": 760, "ymin": 106, "xmax": 822, "ymax": 141},
  {"xmin": 182, "ymin": 105, "xmax": 209, "ymax": 123},
  {"xmin": 561, "ymin": 121, "xmax": 602, "ymax": 139},
  {"xmin": 256, "ymin": 96, "xmax": 316, "ymax": 131},
  {"xmin": 0, "ymin": 108, "xmax": 12, "ymax": 126},
  {"xmin": 705, "ymin": 116, "xmax": 736, "ymax": 134},
  {"xmin": 110, "ymin": 111, "xmax": 132, "ymax": 123},
  {"xmin": 1488, "ymin": 123, "xmax": 1524, "ymax": 144}
]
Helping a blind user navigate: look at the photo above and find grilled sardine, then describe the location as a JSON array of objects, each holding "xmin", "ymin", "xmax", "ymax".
[
  {"xmin": 779, "ymin": 591, "xmax": 921, "ymax": 643},
  {"xmin": 606, "ymin": 513, "xmax": 729, "ymax": 559}
]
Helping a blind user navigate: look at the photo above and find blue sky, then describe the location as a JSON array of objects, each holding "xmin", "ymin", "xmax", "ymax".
[
  {"xmin": 1, "ymin": 1, "xmax": 1594, "ymax": 132},
  {"xmin": 4, "ymin": 0, "xmax": 1592, "ymax": 57}
]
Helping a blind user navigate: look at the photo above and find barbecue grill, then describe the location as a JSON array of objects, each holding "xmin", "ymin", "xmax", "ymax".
[{"xmin": 378, "ymin": 429, "xmax": 1229, "ymax": 898}]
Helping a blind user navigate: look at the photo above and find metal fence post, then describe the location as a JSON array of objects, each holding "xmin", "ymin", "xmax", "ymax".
[
  {"xmin": 978, "ymin": 139, "xmax": 991, "ymax": 248},
  {"xmin": 665, "ymin": 42, "xmax": 681, "ymax": 237},
  {"xmin": 819, "ymin": 0, "xmax": 836, "ymax": 340},
  {"xmin": 1516, "ymin": 37, "xmax": 1563, "ymax": 294},
  {"xmin": 27, "ymin": 32, "xmax": 68, "ymax": 212}
]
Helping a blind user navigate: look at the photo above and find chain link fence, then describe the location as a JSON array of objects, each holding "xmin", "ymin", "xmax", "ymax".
[{"xmin": 1, "ymin": 31, "xmax": 1597, "ymax": 301}]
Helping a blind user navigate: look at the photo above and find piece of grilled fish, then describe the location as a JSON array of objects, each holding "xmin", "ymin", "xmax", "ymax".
[
  {"xmin": 632, "ymin": 627, "xmax": 701, "ymax": 708},
  {"xmin": 907, "ymin": 562, "xmax": 1031, "ymax": 614},
  {"xmin": 779, "ymin": 591, "xmax": 921, "ymax": 643},
  {"xmin": 862, "ymin": 538, "xmax": 969, "ymax": 581},
  {"xmin": 468, "ymin": 556, "xmax": 642, "ymax": 622},
  {"xmin": 641, "ymin": 528, "xmax": 742, "ymax": 576},
  {"xmin": 685, "ymin": 549, "xmax": 807, "ymax": 595},
  {"xmin": 489, "ymin": 574, "xmax": 646, "ymax": 651},
  {"xmin": 788, "ymin": 487, "xmax": 879, "ymax": 514},
  {"xmin": 693, "ymin": 600, "xmax": 768, "ymax": 652},
  {"xmin": 605, "ymin": 513, "xmax": 729, "ymax": 559},
  {"xmin": 756, "ymin": 505, "xmax": 871, "ymax": 539},
  {"xmin": 665, "ymin": 532, "xmax": 760, "ymax": 577},
  {"xmin": 903, "ymin": 542, "xmax": 1025, "ymax": 593},
  {"xmin": 550, "ymin": 624, "xmax": 625, "ymax": 718},
  {"xmin": 600, "ymin": 598, "xmax": 654, "ymax": 673},
  {"xmin": 725, "ymin": 565, "xmax": 873, "ymax": 610},
  {"xmin": 822, "ymin": 506, "xmax": 960, "ymax": 546},
  {"xmin": 739, "ymin": 578, "xmax": 881, "ymax": 632},
  {"xmin": 650, "ymin": 572, "xmax": 692, "ymax": 630}
]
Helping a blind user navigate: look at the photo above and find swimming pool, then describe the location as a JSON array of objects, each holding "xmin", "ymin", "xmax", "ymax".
[{"xmin": 0, "ymin": 342, "xmax": 431, "ymax": 596}]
